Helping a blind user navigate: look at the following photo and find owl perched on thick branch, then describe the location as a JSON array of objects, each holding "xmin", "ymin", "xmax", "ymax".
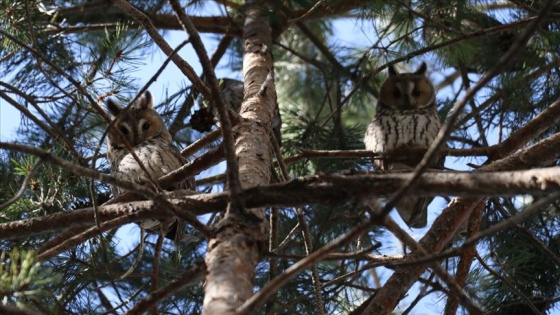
[
  {"xmin": 106, "ymin": 91, "xmax": 194, "ymax": 241},
  {"xmin": 364, "ymin": 62, "xmax": 443, "ymax": 228}
]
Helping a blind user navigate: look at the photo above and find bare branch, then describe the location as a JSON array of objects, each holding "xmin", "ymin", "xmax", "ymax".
[
  {"xmin": 127, "ymin": 261, "xmax": 206, "ymax": 314},
  {"xmin": 110, "ymin": 0, "xmax": 211, "ymax": 100}
]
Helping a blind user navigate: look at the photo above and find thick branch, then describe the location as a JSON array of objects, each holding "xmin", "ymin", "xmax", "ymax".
[
  {"xmin": 3, "ymin": 125, "xmax": 560, "ymax": 242},
  {"xmin": 51, "ymin": 1, "xmax": 365, "ymax": 36},
  {"xmin": 0, "ymin": 191, "xmax": 210, "ymax": 240},
  {"xmin": 3, "ymin": 126, "xmax": 560, "ymax": 243},
  {"xmin": 54, "ymin": 2, "xmax": 240, "ymax": 35},
  {"xmin": 488, "ymin": 99, "xmax": 560, "ymax": 160},
  {"xmin": 444, "ymin": 201, "xmax": 485, "ymax": 315}
]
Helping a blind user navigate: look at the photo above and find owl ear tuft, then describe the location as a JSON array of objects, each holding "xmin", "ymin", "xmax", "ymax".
[
  {"xmin": 106, "ymin": 99, "xmax": 122, "ymax": 117},
  {"xmin": 415, "ymin": 62, "xmax": 428, "ymax": 76},
  {"xmin": 388, "ymin": 64, "xmax": 398, "ymax": 76},
  {"xmin": 137, "ymin": 91, "xmax": 154, "ymax": 110}
]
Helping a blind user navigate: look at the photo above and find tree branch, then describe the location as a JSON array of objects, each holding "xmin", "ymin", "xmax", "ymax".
[
  {"xmin": 0, "ymin": 141, "xmax": 211, "ymax": 237},
  {"xmin": 382, "ymin": 216, "xmax": 483, "ymax": 314},
  {"xmin": 53, "ymin": 2, "xmax": 241, "ymax": 36},
  {"xmin": 127, "ymin": 261, "xmax": 206, "ymax": 314},
  {"xmin": 0, "ymin": 164, "xmax": 557, "ymax": 240},
  {"xmin": 110, "ymin": 0, "xmax": 211, "ymax": 100},
  {"xmin": 444, "ymin": 201, "xmax": 485, "ymax": 315},
  {"xmin": 168, "ymin": 0, "xmax": 242, "ymax": 203}
]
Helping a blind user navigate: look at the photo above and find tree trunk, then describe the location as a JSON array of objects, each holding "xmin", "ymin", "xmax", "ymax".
[{"xmin": 202, "ymin": 1, "xmax": 275, "ymax": 314}]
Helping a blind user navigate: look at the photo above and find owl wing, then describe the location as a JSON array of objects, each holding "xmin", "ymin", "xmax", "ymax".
[
  {"xmin": 150, "ymin": 141, "xmax": 196, "ymax": 243},
  {"xmin": 364, "ymin": 116, "xmax": 390, "ymax": 170},
  {"xmin": 136, "ymin": 140, "xmax": 197, "ymax": 242},
  {"xmin": 159, "ymin": 141, "xmax": 196, "ymax": 190}
]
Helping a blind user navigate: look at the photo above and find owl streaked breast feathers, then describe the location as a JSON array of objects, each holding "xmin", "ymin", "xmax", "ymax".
[
  {"xmin": 106, "ymin": 91, "xmax": 194, "ymax": 242},
  {"xmin": 364, "ymin": 62, "xmax": 443, "ymax": 228}
]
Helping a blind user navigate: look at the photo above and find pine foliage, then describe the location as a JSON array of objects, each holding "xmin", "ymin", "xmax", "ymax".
[{"xmin": 1, "ymin": 0, "xmax": 560, "ymax": 314}]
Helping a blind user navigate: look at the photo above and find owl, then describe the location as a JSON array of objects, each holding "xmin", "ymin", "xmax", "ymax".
[
  {"xmin": 364, "ymin": 62, "xmax": 443, "ymax": 228},
  {"xmin": 106, "ymin": 91, "xmax": 194, "ymax": 241}
]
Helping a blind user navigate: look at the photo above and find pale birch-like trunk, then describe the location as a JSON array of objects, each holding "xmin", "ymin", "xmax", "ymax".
[{"xmin": 202, "ymin": 1, "xmax": 275, "ymax": 314}]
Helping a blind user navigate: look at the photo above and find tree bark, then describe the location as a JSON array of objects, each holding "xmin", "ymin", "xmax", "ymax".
[{"xmin": 202, "ymin": 1, "xmax": 275, "ymax": 314}]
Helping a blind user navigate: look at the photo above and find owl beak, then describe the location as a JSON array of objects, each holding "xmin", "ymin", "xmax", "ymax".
[
  {"xmin": 403, "ymin": 96, "xmax": 413, "ymax": 110},
  {"xmin": 132, "ymin": 135, "xmax": 142, "ymax": 147}
]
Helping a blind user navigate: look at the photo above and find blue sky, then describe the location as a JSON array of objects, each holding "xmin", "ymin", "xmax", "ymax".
[{"xmin": 0, "ymin": 97, "xmax": 19, "ymax": 141}]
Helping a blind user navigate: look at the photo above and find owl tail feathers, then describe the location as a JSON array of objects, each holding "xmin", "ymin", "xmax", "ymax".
[{"xmin": 394, "ymin": 197, "xmax": 431, "ymax": 228}]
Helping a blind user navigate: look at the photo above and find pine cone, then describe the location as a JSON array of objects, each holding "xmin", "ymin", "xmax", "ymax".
[{"xmin": 190, "ymin": 107, "xmax": 215, "ymax": 132}]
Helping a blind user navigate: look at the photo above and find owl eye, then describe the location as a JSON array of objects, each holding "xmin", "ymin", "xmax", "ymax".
[
  {"xmin": 412, "ymin": 89, "xmax": 422, "ymax": 97},
  {"xmin": 119, "ymin": 126, "xmax": 129, "ymax": 135},
  {"xmin": 142, "ymin": 122, "xmax": 151, "ymax": 131}
]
